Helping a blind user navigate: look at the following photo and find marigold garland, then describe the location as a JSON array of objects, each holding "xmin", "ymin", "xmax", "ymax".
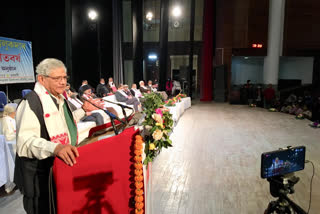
[{"xmin": 134, "ymin": 135, "xmax": 144, "ymax": 214}]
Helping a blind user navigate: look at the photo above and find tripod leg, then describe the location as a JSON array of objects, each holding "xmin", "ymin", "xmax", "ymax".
[{"xmin": 265, "ymin": 201, "xmax": 277, "ymax": 214}]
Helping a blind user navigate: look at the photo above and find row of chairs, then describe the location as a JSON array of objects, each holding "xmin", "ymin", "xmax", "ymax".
[{"xmin": 0, "ymin": 89, "xmax": 32, "ymax": 111}]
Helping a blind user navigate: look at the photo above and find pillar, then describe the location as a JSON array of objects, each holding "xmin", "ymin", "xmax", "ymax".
[{"xmin": 263, "ymin": 0, "xmax": 286, "ymax": 87}]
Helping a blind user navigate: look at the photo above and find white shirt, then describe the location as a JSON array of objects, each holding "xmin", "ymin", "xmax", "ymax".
[
  {"xmin": 148, "ymin": 85, "xmax": 157, "ymax": 92},
  {"xmin": 132, "ymin": 88, "xmax": 142, "ymax": 98},
  {"xmin": 68, "ymin": 97, "xmax": 83, "ymax": 109},
  {"xmin": 16, "ymin": 96, "xmax": 70, "ymax": 159},
  {"xmin": 2, "ymin": 116, "xmax": 16, "ymax": 141},
  {"xmin": 118, "ymin": 89, "xmax": 128, "ymax": 98}
]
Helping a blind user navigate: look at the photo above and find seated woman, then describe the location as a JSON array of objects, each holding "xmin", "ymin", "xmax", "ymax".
[
  {"xmin": 2, "ymin": 104, "xmax": 17, "ymax": 143},
  {"xmin": 107, "ymin": 77, "xmax": 118, "ymax": 93},
  {"xmin": 1, "ymin": 103, "xmax": 17, "ymax": 193}
]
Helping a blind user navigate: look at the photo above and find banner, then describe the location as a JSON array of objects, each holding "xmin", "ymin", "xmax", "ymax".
[{"xmin": 0, "ymin": 36, "xmax": 35, "ymax": 84}]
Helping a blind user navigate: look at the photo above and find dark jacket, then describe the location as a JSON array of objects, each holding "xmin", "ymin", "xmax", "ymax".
[
  {"xmin": 96, "ymin": 83, "xmax": 109, "ymax": 97},
  {"xmin": 114, "ymin": 91, "xmax": 128, "ymax": 102},
  {"xmin": 14, "ymin": 91, "xmax": 75, "ymax": 213},
  {"xmin": 139, "ymin": 86, "xmax": 150, "ymax": 93}
]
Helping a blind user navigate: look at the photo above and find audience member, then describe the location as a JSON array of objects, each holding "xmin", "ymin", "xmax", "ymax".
[
  {"xmin": 166, "ymin": 78, "xmax": 173, "ymax": 97},
  {"xmin": 172, "ymin": 80, "xmax": 182, "ymax": 96},
  {"xmin": 115, "ymin": 85, "xmax": 141, "ymax": 112},
  {"xmin": 2, "ymin": 104, "xmax": 17, "ymax": 143},
  {"xmin": 147, "ymin": 80, "xmax": 157, "ymax": 92},
  {"xmin": 80, "ymin": 85, "xmax": 118, "ymax": 122},
  {"xmin": 255, "ymin": 85, "xmax": 263, "ymax": 107},
  {"xmin": 107, "ymin": 77, "xmax": 117, "ymax": 93},
  {"xmin": 65, "ymin": 88, "xmax": 105, "ymax": 126},
  {"xmin": 96, "ymin": 78, "xmax": 109, "ymax": 97},
  {"xmin": 130, "ymin": 83, "xmax": 142, "ymax": 98},
  {"xmin": 263, "ymin": 84, "xmax": 276, "ymax": 109},
  {"xmin": 66, "ymin": 82, "xmax": 76, "ymax": 92},
  {"xmin": 139, "ymin": 80, "xmax": 151, "ymax": 94}
]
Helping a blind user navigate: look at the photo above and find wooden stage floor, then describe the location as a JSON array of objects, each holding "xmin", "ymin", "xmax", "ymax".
[
  {"xmin": 150, "ymin": 102, "xmax": 320, "ymax": 214},
  {"xmin": 1, "ymin": 102, "xmax": 319, "ymax": 214}
]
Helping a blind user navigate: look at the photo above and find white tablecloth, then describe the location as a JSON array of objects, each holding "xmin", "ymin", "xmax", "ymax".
[
  {"xmin": 0, "ymin": 135, "xmax": 15, "ymax": 187},
  {"xmin": 166, "ymin": 97, "xmax": 191, "ymax": 122},
  {"xmin": 182, "ymin": 97, "xmax": 191, "ymax": 109}
]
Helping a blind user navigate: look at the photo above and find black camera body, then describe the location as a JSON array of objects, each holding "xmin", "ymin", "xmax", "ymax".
[
  {"xmin": 261, "ymin": 146, "xmax": 307, "ymax": 214},
  {"xmin": 261, "ymin": 146, "xmax": 306, "ymax": 179}
]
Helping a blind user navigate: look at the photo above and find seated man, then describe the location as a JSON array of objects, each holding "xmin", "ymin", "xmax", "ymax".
[
  {"xmin": 65, "ymin": 89, "xmax": 104, "ymax": 126},
  {"xmin": 115, "ymin": 85, "xmax": 141, "ymax": 112},
  {"xmin": 139, "ymin": 80, "xmax": 151, "ymax": 94},
  {"xmin": 130, "ymin": 83, "xmax": 142, "ymax": 98},
  {"xmin": 96, "ymin": 78, "xmax": 109, "ymax": 97},
  {"xmin": 79, "ymin": 85, "xmax": 119, "ymax": 124},
  {"xmin": 148, "ymin": 80, "xmax": 168, "ymax": 100},
  {"xmin": 147, "ymin": 80, "xmax": 157, "ymax": 92},
  {"xmin": 172, "ymin": 80, "xmax": 182, "ymax": 96}
]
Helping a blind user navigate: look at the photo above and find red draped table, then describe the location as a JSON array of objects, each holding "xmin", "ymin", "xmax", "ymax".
[{"xmin": 53, "ymin": 127, "xmax": 140, "ymax": 214}]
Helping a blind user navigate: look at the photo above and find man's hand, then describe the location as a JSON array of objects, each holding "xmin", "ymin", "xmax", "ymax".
[
  {"xmin": 54, "ymin": 144, "xmax": 79, "ymax": 166},
  {"xmin": 86, "ymin": 111, "xmax": 92, "ymax": 116}
]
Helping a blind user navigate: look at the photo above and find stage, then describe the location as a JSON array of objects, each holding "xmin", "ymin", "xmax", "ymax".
[
  {"xmin": 1, "ymin": 102, "xmax": 320, "ymax": 214},
  {"xmin": 149, "ymin": 102, "xmax": 320, "ymax": 214}
]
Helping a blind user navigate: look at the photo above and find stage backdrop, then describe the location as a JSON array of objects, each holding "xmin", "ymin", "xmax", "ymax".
[{"xmin": 0, "ymin": 36, "xmax": 35, "ymax": 84}]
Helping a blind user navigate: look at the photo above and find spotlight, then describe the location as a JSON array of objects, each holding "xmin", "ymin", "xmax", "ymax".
[
  {"xmin": 88, "ymin": 10, "xmax": 98, "ymax": 20},
  {"xmin": 146, "ymin": 11, "xmax": 153, "ymax": 21},
  {"xmin": 148, "ymin": 54, "xmax": 158, "ymax": 60},
  {"xmin": 172, "ymin": 6, "xmax": 182, "ymax": 18}
]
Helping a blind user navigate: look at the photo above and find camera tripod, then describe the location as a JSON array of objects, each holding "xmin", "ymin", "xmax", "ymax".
[{"xmin": 264, "ymin": 174, "xmax": 307, "ymax": 214}]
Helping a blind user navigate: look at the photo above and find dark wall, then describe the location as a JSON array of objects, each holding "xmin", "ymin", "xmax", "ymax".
[
  {"xmin": 283, "ymin": 0, "xmax": 320, "ymax": 56},
  {"xmin": 71, "ymin": 0, "xmax": 113, "ymax": 90},
  {"xmin": 0, "ymin": 1, "xmax": 66, "ymax": 100}
]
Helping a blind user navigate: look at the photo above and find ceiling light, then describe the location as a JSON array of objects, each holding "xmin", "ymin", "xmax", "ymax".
[
  {"xmin": 172, "ymin": 6, "xmax": 182, "ymax": 17},
  {"xmin": 146, "ymin": 11, "xmax": 153, "ymax": 21}
]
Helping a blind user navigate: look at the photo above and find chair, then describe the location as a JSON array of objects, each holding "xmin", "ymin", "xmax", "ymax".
[
  {"xmin": 0, "ymin": 91, "xmax": 8, "ymax": 112},
  {"xmin": 22, "ymin": 89, "xmax": 32, "ymax": 97}
]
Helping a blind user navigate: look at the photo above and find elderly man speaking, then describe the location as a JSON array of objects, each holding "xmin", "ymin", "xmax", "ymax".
[{"xmin": 14, "ymin": 58, "xmax": 79, "ymax": 214}]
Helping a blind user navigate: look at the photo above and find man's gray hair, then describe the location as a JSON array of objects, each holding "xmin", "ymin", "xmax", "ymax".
[{"xmin": 36, "ymin": 58, "xmax": 66, "ymax": 76}]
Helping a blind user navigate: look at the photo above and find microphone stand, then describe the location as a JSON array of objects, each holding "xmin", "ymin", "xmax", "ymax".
[
  {"xmin": 102, "ymin": 99, "xmax": 134, "ymax": 123},
  {"xmin": 80, "ymin": 95, "xmax": 126, "ymax": 135}
]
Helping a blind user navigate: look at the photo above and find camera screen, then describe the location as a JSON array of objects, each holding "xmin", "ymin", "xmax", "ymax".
[{"xmin": 261, "ymin": 146, "xmax": 306, "ymax": 178}]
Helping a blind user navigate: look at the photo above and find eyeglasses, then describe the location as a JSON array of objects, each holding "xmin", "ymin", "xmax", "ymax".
[{"xmin": 44, "ymin": 75, "xmax": 69, "ymax": 82}]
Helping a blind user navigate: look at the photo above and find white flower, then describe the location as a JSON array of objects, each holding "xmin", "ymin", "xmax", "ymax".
[
  {"xmin": 152, "ymin": 129, "xmax": 163, "ymax": 141},
  {"xmin": 152, "ymin": 113, "xmax": 163, "ymax": 124}
]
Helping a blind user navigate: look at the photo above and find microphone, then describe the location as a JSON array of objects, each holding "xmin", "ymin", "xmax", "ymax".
[
  {"xmin": 102, "ymin": 98, "xmax": 134, "ymax": 123},
  {"xmin": 80, "ymin": 95, "xmax": 126, "ymax": 125},
  {"xmin": 103, "ymin": 99, "xmax": 134, "ymax": 110}
]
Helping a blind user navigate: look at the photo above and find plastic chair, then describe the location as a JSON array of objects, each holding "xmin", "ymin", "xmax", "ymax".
[
  {"xmin": 22, "ymin": 89, "xmax": 32, "ymax": 97},
  {"xmin": 0, "ymin": 91, "xmax": 8, "ymax": 111}
]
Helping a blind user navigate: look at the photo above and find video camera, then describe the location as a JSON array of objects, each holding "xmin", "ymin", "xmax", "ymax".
[
  {"xmin": 261, "ymin": 146, "xmax": 307, "ymax": 214},
  {"xmin": 261, "ymin": 146, "xmax": 306, "ymax": 179}
]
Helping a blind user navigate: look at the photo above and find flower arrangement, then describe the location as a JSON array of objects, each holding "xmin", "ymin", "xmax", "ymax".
[
  {"xmin": 133, "ymin": 135, "xmax": 144, "ymax": 214},
  {"xmin": 269, "ymin": 108, "xmax": 277, "ymax": 112},
  {"xmin": 165, "ymin": 99, "xmax": 176, "ymax": 107},
  {"xmin": 176, "ymin": 93, "xmax": 187, "ymax": 99},
  {"xmin": 141, "ymin": 93, "xmax": 174, "ymax": 165},
  {"xmin": 295, "ymin": 114, "xmax": 304, "ymax": 120},
  {"xmin": 309, "ymin": 121, "xmax": 320, "ymax": 128}
]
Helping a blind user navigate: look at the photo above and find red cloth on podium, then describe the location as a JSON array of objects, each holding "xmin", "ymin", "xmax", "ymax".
[{"xmin": 53, "ymin": 127, "xmax": 139, "ymax": 214}]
